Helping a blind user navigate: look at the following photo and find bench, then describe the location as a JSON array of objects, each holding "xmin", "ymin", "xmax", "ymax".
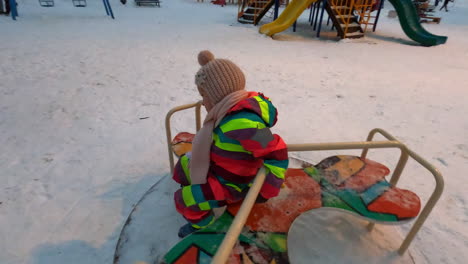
[
  {"xmin": 420, "ymin": 15, "xmax": 442, "ymax": 24},
  {"xmin": 72, "ymin": 0, "xmax": 86, "ymax": 7},
  {"xmin": 38, "ymin": 0, "xmax": 54, "ymax": 7},
  {"xmin": 135, "ymin": 0, "xmax": 160, "ymax": 7}
]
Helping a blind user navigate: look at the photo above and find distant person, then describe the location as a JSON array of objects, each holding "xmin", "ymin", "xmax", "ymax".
[
  {"xmin": 211, "ymin": 0, "xmax": 226, "ymax": 6},
  {"xmin": 440, "ymin": 0, "xmax": 453, "ymax": 12},
  {"xmin": 0, "ymin": 0, "xmax": 11, "ymax": 15}
]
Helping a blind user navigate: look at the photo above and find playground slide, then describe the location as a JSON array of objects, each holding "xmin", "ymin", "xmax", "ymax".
[
  {"xmin": 259, "ymin": 0, "xmax": 318, "ymax": 36},
  {"xmin": 388, "ymin": 0, "xmax": 447, "ymax": 46},
  {"xmin": 259, "ymin": 0, "xmax": 446, "ymax": 46}
]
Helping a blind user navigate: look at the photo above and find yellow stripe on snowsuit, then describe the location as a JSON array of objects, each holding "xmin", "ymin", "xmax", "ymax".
[
  {"xmin": 182, "ymin": 187, "xmax": 196, "ymax": 207},
  {"xmin": 198, "ymin": 201, "xmax": 211, "ymax": 211},
  {"xmin": 220, "ymin": 117, "xmax": 266, "ymax": 133},
  {"xmin": 213, "ymin": 133, "xmax": 250, "ymax": 153},
  {"xmin": 253, "ymin": 96, "xmax": 270, "ymax": 124},
  {"xmin": 180, "ymin": 155, "xmax": 191, "ymax": 184},
  {"xmin": 265, "ymin": 164, "xmax": 286, "ymax": 179},
  {"xmin": 192, "ymin": 216, "xmax": 216, "ymax": 229},
  {"xmin": 226, "ymin": 183, "xmax": 242, "ymax": 192}
]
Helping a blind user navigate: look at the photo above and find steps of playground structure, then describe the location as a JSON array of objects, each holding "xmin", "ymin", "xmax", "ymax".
[
  {"xmin": 339, "ymin": 22, "xmax": 360, "ymax": 28},
  {"xmin": 335, "ymin": 14, "xmax": 355, "ymax": 19},
  {"xmin": 238, "ymin": 17, "xmax": 254, "ymax": 24},
  {"xmin": 342, "ymin": 31, "xmax": 364, "ymax": 38},
  {"xmin": 238, "ymin": 0, "xmax": 275, "ymax": 25},
  {"xmin": 331, "ymin": 5, "xmax": 351, "ymax": 11},
  {"xmin": 339, "ymin": 22, "xmax": 363, "ymax": 38},
  {"xmin": 325, "ymin": 2, "xmax": 364, "ymax": 39}
]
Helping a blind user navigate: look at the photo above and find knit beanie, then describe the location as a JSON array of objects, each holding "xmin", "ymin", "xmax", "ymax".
[{"xmin": 195, "ymin": 50, "xmax": 246, "ymax": 106}]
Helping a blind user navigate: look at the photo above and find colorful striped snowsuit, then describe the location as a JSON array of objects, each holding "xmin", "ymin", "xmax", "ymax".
[{"xmin": 173, "ymin": 92, "xmax": 289, "ymax": 228}]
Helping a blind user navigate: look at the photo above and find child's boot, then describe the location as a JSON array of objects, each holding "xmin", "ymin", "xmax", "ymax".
[{"xmin": 178, "ymin": 223, "xmax": 197, "ymax": 238}]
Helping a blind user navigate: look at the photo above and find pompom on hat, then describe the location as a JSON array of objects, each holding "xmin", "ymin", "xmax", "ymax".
[{"xmin": 195, "ymin": 50, "xmax": 246, "ymax": 106}]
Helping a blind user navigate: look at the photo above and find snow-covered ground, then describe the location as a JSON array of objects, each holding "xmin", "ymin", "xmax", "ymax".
[{"xmin": 1, "ymin": 0, "xmax": 467, "ymax": 263}]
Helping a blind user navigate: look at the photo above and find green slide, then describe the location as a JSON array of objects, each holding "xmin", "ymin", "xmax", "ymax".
[{"xmin": 389, "ymin": 0, "xmax": 447, "ymax": 46}]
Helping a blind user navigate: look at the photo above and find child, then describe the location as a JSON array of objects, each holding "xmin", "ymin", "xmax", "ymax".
[
  {"xmin": 439, "ymin": 0, "xmax": 453, "ymax": 12},
  {"xmin": 173, "ymin": 51, "xmax": 288, "ymax": 238}
]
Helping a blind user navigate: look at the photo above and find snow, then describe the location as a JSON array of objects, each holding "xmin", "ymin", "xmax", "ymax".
[
  {"xmin": 0, "ymin": 0, "xmax": 467, "ymax": 263},
  {"xmin": 114, "ymin": 176, "xmax": 184, "ymax": 264}
]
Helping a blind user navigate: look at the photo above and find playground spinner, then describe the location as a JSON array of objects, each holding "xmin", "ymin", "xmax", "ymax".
[{"xmin": 161, "ymin": 101, "xmax": 444, "ymax": 263}]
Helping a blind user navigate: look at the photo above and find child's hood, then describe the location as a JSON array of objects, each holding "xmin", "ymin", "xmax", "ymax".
[{"xmin": 227, "ymin": 92, "xmax": 279, "ymax": 128}]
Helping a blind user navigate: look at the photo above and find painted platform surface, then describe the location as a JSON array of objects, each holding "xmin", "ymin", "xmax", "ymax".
[
  {"xmin": 288, "ymin": 208, "xmax": 418, "ymax": 264},
  {"xmin": 163, "ymin": 154, "xmax": 421, "ymax": 264}
]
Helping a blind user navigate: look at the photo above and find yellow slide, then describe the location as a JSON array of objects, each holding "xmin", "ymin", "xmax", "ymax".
[{"xmin": 259, "ymin": 0, "xmax": 318, "ymax": 36}]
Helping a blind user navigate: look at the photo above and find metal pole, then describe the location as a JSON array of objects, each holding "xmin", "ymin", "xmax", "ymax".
[
  {"xmin": 310, "ymin": 2, "xmax": 316, "ymax": 26},
  {"xmin": 102, "ymin": 0, "xmax": 110, "ymax": 16},
  {"xmin": 397, "ymin": 148, "xmax": 444, "ymax": 254},
  {"xmin": 313, "ymin": 0, "xmax": 321, "ymax": 30},
  {"xmin": 211, "ymin": 167, "xmax": 267, "ymax": 264},
  {"xmin": 373, "ymin": 0, "xmax": 385, "ymax": 32},
  {"xmin": 287, "ymin": 141, "xmax": 405, "ymax": 152},
  {"xmin": 165, "ymin": 101, "xmax": 203, "ymax": 172},
  {"xmin": 309, "ymin": 3, "xmax": 313, "ymax": 22},
  {"xmin": 274, "ymin": 0, "xmax": 279, "ymax": 20},
  {"xmin": 293, "ymin": 20, "xmax": 297, "ymax": 32},
  {"xmin": 316, "ymin": 0, "xmax": 326, "ymax": 38},
  {"xmin": 105, "ymin": 0, "xmax": 115, "ymax": 19}
]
